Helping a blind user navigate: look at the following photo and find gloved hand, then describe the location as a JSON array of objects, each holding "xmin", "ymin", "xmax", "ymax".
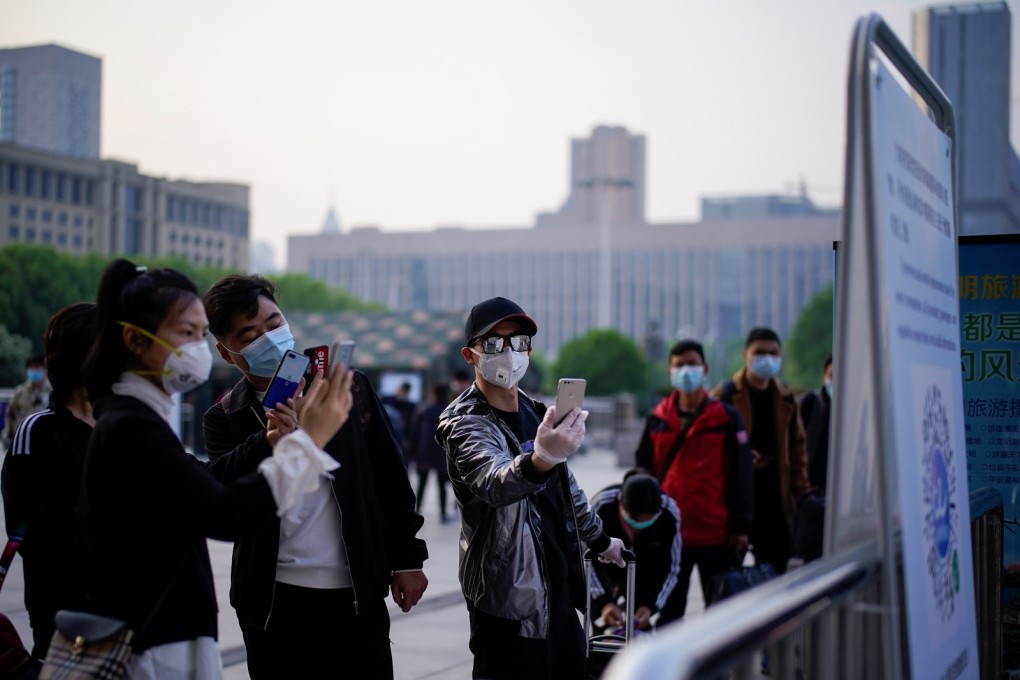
[
  {"xmin": 532, "ymin": 406, "xmax": 588, "ymax": 466},
  {"xmin": 598, "ymin": 536, "xmax": 627, "ymax": 568}
]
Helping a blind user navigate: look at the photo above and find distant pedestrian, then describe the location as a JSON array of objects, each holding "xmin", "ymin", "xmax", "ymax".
[
  {"xmin": 636, "ymin": 338, "xmax": 753, "ymax": 621},
  {"xmin": 1, "ymin": 303, "xmax": 95, "ymax": 659},
  {"xmin": 1, "ymin": 355, "xmax": 50, "ymax": 452},
  {"xmin": 711, "ymin": 327, "xmax": 812, "ymax": 575},
  {"xmin": 436, "ymin": 296, "xmax": 626, "ymax": 680},
  {"xmin": 409, "ymin": 384, "xmax": 453, "ymax": 523},
  {"xmin": 588, "ymin": 470, "xmax": 682, "ymax": 633},
  {"xmin": 800, "ymin": 354, "xmax": 832, "ymax": 494},
  {"xmin": 76, "ymin": 259, "xmax": 354, "ymax": 678}
]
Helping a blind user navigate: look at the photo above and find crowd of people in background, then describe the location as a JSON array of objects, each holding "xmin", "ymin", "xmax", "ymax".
[{"xmin": 0, "ymin": 277, "xmax": 834, "ymax": 680}]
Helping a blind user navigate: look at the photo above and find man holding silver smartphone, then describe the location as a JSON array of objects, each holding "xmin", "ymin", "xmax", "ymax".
[
  {"xmin": 201, "ymin": 274, "xmax": 429, "ymax": 679},
  {"xmin": 436, "ymin": 296, "xmax": 626, "ymax": 680}
]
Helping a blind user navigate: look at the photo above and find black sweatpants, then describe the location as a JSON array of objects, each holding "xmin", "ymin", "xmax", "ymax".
[{"xmin": 659, "ymin": 544, "xmax": 741, "ymax": 623}]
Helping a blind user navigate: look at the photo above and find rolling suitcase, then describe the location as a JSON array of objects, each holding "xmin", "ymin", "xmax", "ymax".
[{"xmin": 583, "ymin": 547, "xmax": 636, "ymax": 679}]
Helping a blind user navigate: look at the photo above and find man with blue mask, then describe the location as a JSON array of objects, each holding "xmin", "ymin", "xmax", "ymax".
[
  {"xmin": 201, "ymin": 274, "xmax": 429, "ymax": 679},
  {"xmin": 712, "ymin": 327, "xmax": 812, "ymax": 575},
  {"xmin": 2, "ymin": 355, "xmax": 51, "ymax": 453},
  {"xmin": 636, "ymin": 339, "xmax": 752, "ymax": 622},
  {"xmin": 589, "ymin": 470, "xmax": 681, "ymax": 634}
]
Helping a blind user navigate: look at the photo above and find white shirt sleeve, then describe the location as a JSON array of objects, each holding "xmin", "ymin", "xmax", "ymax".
[{"xmin": 257, "ymin": 429, "xmax": 341, "ymax": 516}]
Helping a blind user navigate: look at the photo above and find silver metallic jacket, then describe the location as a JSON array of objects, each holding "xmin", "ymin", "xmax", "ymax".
[{"xmin": 436, "ymin": 384, "xmax": 607, "ymax": 639}]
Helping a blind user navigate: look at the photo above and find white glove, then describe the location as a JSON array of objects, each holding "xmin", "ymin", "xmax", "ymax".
[
  {"xmin": 598, "ymin": 537, "xmax": 627, "ymax": 568},
  {"xmin": 532, "ymin": 406, "xmax": 588, "ymax": 466}
]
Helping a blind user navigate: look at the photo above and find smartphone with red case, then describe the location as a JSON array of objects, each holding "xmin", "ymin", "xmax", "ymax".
[{"xmin": 304, "ymin": 345, "xmax": 329, "ymax": 381}]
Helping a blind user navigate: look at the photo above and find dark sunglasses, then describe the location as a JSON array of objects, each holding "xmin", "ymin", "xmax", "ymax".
[{"xmin": 473, "ymin": 334, "xmax": 532, "ymax": 354}]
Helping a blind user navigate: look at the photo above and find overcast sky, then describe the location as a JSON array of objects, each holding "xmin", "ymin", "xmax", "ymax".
[{"xmin": 3, "ymin": 1, "xmax": 1018, "ymax": 267}]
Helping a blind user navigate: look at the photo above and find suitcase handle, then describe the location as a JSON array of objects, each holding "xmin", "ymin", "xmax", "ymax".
[{"xmin": 583, "ymin": 547, "xmax": 637, "ymax": 657}]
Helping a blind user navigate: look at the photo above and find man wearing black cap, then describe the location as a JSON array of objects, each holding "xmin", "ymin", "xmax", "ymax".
[
  {"xmin": 436, "ymin": 296, "xmax": 627, "ymax": 680},
  {"xmin": 588, "ymin": 470, "xmax": 682, "ymax": 633}
]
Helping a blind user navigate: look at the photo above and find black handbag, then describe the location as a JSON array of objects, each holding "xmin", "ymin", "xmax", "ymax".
[{"xmin": 706, "ymin": 564, "xmax": 777, "ymax": 605}]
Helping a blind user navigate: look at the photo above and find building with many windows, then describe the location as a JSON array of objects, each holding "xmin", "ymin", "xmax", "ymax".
[
  {"xmin": 0, "ymin": 44, "xmax": 101, "ymax": 160},
  {"xmin": 290, "ymin": 127, "xmax": 837, "ymax": 357},
  {"xmin": 0, "ymin": 142, "xmax": 250, "ymax": 268},
  {"xmin": 913, "ymin": 1, "xmax": 1020, "ymax": 234}
]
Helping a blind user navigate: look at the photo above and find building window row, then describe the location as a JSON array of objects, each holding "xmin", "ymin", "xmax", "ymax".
[
  {"xmin": 165, "ymin": 194, "xmax": 248, "ymax": 235},
  {"xmin": 0, "ymin": 161, "xmax": 96, "ymax": 205},
  {"xmin": 6, "ymin": 202, "xmax": 90, "ymax": 228},
  {"xmin": 7, "ymin": 224, "xmax": 90, "ymax": 250}
]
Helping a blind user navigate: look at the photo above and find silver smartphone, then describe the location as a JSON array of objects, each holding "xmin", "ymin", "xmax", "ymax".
[
  {"xmin": 335, "ymin": 340, "xmax": 356, "ymax": 372},
  {"xmin": 555, "ymin": 378, "xmax": 586, "ymax": 424}
]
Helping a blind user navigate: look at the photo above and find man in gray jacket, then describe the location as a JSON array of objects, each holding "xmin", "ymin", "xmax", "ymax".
[{"xmin": 436, "ymin": 297, "xmax": 626, "ymax": 680}]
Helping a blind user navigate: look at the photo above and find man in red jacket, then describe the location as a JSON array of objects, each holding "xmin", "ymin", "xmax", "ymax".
[{"xmin": 635, "ymin": 338, "xmax": 754, "ymax": 621}]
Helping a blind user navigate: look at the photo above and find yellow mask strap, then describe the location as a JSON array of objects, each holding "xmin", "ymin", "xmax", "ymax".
[{"xmin": 117, "ymin": 321, "xmax": 182, "ymax": 357}]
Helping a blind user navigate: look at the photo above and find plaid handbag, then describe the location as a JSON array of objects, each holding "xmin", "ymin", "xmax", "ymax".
[{"xmin": 39, "ymin": 611, "xmax": 133, "ymax": 680}]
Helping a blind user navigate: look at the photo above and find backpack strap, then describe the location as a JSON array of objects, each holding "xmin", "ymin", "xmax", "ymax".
[
  {"xmin": 656, "ymin": 397, "xmax": 710, "ymax": 483},
  {"xmin": 718, "ymin": 380, "xmax": 737, "ymax": 405}
]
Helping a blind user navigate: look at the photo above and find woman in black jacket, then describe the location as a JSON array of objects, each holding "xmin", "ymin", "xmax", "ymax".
[
  {"xmin": 1, "ymin": 302, "xmax": 95, "ymax": 659},
  {"xmin": 76, "ymin": 259, "xmax": 353, "ymax": 679}
]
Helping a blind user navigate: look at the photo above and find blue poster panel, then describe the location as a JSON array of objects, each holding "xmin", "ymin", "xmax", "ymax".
[{"xmin": 959, "ymin": 235, "xmax": 1020, "ymax": 670}]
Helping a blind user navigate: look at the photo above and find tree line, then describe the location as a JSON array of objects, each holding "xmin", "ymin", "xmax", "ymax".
[{"xmin": 0, "ymin": 244, "xmax": 382, "ymax": 386}]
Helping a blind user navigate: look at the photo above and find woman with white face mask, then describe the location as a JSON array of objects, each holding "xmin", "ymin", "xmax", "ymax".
[{"xmin": 72, "ymin": 259, "xmax": 354, "ymax": 680}]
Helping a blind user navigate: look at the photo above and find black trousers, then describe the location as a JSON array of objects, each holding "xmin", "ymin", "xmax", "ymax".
[
  {"xmin": 241, "ymin": 583, "xmax": 392, "ymax": 679},
  {"xmin": 659, "ymin": 544, "xmax": 741, "ymax": 623},
  {"xmin": 467, "ymin": 599, "xmax": 586, "ymax": 680},
  {"xmin": 415, "ymin": 468, "xmax": 450, "ymax": 520}
]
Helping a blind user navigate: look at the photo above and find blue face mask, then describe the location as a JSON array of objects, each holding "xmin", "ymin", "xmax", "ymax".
[
  {"xmin": 623, "ymin": 511, "xmax": 660, "ymax": 531},
  {"xmin": 824, "ymin": 380, "xmax": 833, "ymax": 398},
  {"xmin": 670, "ymin": 365, "xmax": 705, "ymax": 393},
  {"xmin": 750, "ymin": 355, "xmax": 782, "ymax": 380},
  {"xmin": 232, "ymin": 324, "xmax": 295, "ymax": 378},
  {"xmin": 27, "ymin": 368, "xmax": 45, "ymax": 383}
]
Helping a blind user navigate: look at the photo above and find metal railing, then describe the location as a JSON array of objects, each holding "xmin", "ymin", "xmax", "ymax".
[
  {"xmin": 970, "ymin": 487, "xmax": 1003, "ymax": 680},
  {"xmin": 603, "ymin": 543, "xmax": 883, "ymax": 679}
]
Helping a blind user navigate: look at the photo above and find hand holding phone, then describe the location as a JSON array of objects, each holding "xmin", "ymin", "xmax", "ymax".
[
  {"xmin": 262, "ymin": 350, "xmax": 311, "ymax": 409},
  {"xmin": 555, "ymin": 378, "xmax": 586, "ymax": 425}
]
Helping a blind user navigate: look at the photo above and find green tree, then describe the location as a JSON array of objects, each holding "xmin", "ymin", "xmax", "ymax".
[
  {"xmin": 551, "ymin": 329, "xmax": 646, "ymax": 396},
  {"xmin": 784, "ymin": 285, "xmax": 834, "ymax": 392},
  {"xmin": 0, "ymin": 245, "xmax": 385, "ymax": 351},
  {"xmin": 0, "ymin": 325, "xmax": 32, "ymax": 387}
]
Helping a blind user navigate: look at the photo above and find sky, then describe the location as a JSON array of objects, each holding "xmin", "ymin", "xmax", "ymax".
[{"xmin": 3, "ymin": 0, "xmax": 1018, "ymax": 269}]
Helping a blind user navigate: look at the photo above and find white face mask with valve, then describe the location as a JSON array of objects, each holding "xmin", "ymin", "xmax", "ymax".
[
  {"xmin": 119, "ymin": 321, "xmax": 213, "ymax": 394},
  {"xmin": 470, "ymin": 347, "xmax": 529, "ymax": 389}
]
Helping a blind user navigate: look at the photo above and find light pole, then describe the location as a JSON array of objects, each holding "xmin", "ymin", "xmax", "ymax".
[{"xmin": 575, "ymin": 177, "xmax": 633, "ymax": 328}]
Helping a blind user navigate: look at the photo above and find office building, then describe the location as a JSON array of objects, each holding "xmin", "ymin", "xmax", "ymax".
[
  {"xmin": 0, "ymin": 142, "xmax": 251, "ymax": 269},
  {"xmin": 913, "ymin": 1, "xmax": 1020, "ymax": 234},
  {"xmin": 290, "ymin": 127, "xmax": 837, "ymax": 357},
  {"xmin": 0, "ymin": 44, "xmax": 101, "ymax": 160}
]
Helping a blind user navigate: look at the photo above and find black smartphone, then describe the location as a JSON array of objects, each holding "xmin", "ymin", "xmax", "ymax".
[{"xmin": 262, "ymin": 349, "xmax": 311, "ymax": 408}]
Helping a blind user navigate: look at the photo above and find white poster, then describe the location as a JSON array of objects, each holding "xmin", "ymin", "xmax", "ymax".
[{"xmin": 870, "ymin": 56, "xmax": 978, "ymax": 679}]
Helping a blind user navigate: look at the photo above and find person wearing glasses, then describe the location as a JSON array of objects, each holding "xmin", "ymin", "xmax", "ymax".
[{"xmin": 436, "ymin": 296, "xmax": 626, "ymax": 680}]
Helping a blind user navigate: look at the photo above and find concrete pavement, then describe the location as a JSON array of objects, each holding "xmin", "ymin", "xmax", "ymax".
[{"xmin": 0, "ymin": 447, "xmax": 706, "ymax": 679}]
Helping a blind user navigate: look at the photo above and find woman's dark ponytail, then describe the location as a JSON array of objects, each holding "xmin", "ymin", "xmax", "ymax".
[{"xmin": 84, "ymin": 259, "xmax": 198, "ymax": 399}]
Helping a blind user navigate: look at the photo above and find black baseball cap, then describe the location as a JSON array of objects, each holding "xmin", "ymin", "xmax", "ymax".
[{"xmin": 464, "ymin": 297, "xmax": 538, "ymax": 345}]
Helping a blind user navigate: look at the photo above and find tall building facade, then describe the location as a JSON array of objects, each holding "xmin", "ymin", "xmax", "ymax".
[
  {"xmin": 913, "ymin": 1, "xmax": 1020, "ymax": 234},
  {"xmin": 289, "ymin": 127, "xmax": 836, "ymax": 357},
  {"xmin": 0, "ymin": 44, "xmax": 101, "ymax": 160},
  {"xmin": 0, "ymin": 143, "xmax": 251, "ymax": 268}
]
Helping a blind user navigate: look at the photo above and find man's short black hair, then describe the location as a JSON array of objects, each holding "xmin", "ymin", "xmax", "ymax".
[
  {"xmin": 204, "ymin": 274, "xmax": 280, "ymax": 340},
  {"xmin": 669, "ymin": 339, "xmax": 704, "ymax": 363},
  {"xmin": 745, "ymin": 326, "xmax": 781, "ymax": 348},
  {"xmin": 823, "ymin": 353, "xmax": 832, "ymax": 370},
  {"xmin": 25, "ymin": 354, "xmax": 44, "ymax": 367},
  {"xmin": 621, "ymin": 471, "xmax": 662, "ymax": 517}
]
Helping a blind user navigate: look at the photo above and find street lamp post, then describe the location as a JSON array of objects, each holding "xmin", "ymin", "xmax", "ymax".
[{"xmin": 575, "ymin": 177, "xmax": 633, "ymax": 329}]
